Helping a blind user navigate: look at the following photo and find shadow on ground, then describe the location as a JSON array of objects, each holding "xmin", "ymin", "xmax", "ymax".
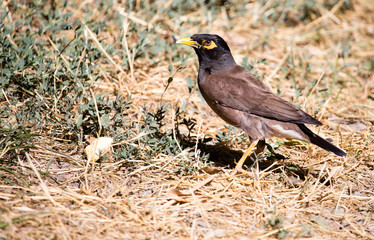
[{"xmin": 179, "ymin": 136, "xmax": 329, "ymax": 184}]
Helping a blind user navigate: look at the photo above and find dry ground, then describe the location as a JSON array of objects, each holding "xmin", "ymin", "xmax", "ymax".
[{"xmin": 1, "ymin": 0, "xmax": 374, "ymax": 239}]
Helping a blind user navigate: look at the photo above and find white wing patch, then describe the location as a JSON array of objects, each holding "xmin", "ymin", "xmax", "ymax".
[{"xmin": 272, "ymin": 124, "xmax": 305, "ymax": 140}]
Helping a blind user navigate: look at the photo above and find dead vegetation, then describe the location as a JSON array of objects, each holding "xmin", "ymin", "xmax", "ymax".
[{"xmin": 0, "ymin": 0, "xmax": 373, "ymax": 239}]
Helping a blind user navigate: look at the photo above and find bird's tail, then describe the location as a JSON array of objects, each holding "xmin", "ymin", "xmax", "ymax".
[{"xmin": 298, "ymin": 124, "xmax": 347, "ymax": 157}]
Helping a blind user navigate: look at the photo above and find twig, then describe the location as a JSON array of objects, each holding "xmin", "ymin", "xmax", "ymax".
[{"xmin": 25, "ymin": 152, "xmax": 65, "ymax": 209}]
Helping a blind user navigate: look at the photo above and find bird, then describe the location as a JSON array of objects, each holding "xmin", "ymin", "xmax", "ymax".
[{"xmin": 176, "ymin": 34, "xmax": 346, "ymax": 174}]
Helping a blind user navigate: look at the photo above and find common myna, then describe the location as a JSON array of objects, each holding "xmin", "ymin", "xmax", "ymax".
[{"xmin": 177, "ymin": 34, "xmax": 346, "ymax": 173}]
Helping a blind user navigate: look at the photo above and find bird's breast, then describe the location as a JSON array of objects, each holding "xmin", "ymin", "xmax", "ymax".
[{"xmin": 198, "ymin": 84, "xmax": 241, "ymax": 127}]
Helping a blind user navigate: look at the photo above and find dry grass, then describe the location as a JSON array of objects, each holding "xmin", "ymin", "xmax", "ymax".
[{"xmin": 1, "ymin": 0, "xmax": 373, "ymax": 239}]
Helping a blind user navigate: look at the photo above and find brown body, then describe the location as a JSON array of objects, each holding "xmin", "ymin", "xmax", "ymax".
[{"xmin": 200, "ymin": 65, "xmax": 311, "ymax": 142}]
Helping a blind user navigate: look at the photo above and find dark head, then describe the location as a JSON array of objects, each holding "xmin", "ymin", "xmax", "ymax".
[{"xmin": 177, "ymin": 34, "xmax": 236, "ymax": 75}]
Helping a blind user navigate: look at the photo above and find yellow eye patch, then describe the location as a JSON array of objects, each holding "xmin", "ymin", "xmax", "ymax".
[{"xmin": 202, "ymin": 39, "xmax": 217, "ymax": 50}]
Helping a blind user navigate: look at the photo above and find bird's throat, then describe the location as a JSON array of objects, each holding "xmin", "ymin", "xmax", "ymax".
[{"xmin": 197, "ymin": 54, "xmax": 236, "ymax": 83}]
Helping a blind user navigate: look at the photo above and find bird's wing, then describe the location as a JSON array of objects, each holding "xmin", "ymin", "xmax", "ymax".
[{"xmin": 200, "ymin": 65, "xmax": 322, "ymax": 125}]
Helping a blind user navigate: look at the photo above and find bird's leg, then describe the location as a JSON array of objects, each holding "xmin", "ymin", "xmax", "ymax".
[
  {"xmin": 231, "ymin": 140, "xmax": 259, "ymax": 175},
  {"xmin": 249, "ymin": 139, "xmax": 266, "ymax": 161}
]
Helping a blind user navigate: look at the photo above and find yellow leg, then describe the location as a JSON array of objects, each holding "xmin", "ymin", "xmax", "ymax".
[{"xmin": 231, "ymin": 140, "xmax": 258, "ymax": 175}]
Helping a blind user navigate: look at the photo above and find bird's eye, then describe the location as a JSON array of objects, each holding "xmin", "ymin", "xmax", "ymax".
[
  {"xmin": 202, "ymin": 39, "xmax": 217, "ymax": 49},
  {"xmin": 204, "ymin": 40, "xmax": 211, "ymax": 46}
]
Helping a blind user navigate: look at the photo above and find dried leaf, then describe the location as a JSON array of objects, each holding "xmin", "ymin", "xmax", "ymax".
[{"xmin": 84, "ymin": 137, "xmax": 114, "ymax": 162}]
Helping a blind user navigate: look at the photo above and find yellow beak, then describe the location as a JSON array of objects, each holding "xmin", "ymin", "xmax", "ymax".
[{"xmin": 176, "ymin": 37, "xmax": 200, "ymax": 48}]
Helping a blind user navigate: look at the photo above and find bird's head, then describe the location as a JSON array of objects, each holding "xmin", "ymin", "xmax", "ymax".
[{"xmin": 177, "ymin": 34, "xmax": 236, "ymax": 73}]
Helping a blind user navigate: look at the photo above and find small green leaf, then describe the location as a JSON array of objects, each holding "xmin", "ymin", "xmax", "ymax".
[
  {"xmin": 168, "ymin": 62, "xmax": 173, "ymax": 75},
  {"xmin": 100, "ymin": 114, "xmax": 110, "ymax": 128},
  {"xmin": 76, "ymin": 114, "xmax": 83, "ymax": 128}
]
